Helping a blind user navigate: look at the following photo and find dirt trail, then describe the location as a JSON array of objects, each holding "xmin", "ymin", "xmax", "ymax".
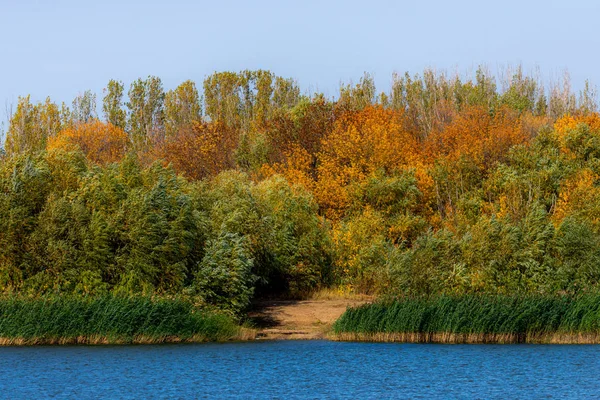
[{"xmin": 248, "ymin": 299, "xmax": 369, "ymax": 340}]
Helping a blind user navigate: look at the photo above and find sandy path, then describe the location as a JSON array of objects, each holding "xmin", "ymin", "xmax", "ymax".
[{"xmin": 248, "ymin": 299, "xmax": 368, "ymax": 340}]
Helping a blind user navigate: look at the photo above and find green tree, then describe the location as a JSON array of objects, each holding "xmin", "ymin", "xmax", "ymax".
[
  {"xmin": 338, "ymin": 72, "xmax": 376, "ymax": 111},
  {"xmin": 102, "ymin": 79, "xmax": 127, "ymax": 129},
  {"xmin": 203, "ymin": 71, "xmax": 242, "ymax": 127},
  {"xmin": 5, "ymin": 96, "xmax": 63, "ymax": 156},
  {"xmin": 126, "ymin": 76, "xmax": 165, "ymax": 147},
  {"xmin": 164, "ymin": 80, "xmax": 202, "ymax": 137},
  {"xmin": 203, "ymin": 70, "xmax": 299, "ymax": 129},
  {"xmin": 72, "ymin": 90, "xmax": 97, "ymax": 124},
  {"xmin": 193, "ymin": 233, "xmax": 255, "ymax": 314},
  {"xmin": 499, "ymin": 66, "xmax": 540, "ymax": 114}
]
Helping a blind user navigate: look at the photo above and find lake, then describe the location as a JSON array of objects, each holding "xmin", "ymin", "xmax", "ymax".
[{"xmin": 0, "ymin": 340, "xmax": 598, "ymax": 399}]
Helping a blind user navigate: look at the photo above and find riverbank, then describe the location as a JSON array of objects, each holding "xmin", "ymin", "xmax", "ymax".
[
  {"xmin": 0, "ymin": 295, "xmax": 368, "ymax": 345},
  {"xmin": 332, "ymin": 295, "xmax": 600, "ymax": 344},
  {"xmin": 332, "ymin": 332, "xmax": 600, "ymax": 344},
  {"xmin": 6, "ymin": 294, "xmax": 600, "ymax": 345},
  {"xmin": 248, "ymin": 298, "xmax": 370, "ymax": 340}
]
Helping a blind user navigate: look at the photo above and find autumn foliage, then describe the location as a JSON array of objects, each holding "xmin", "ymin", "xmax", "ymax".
[
  {"xmin": 48, "ymin": 121, "xmax": 129, "ymax": 165},
  {"xmin": 150, "ymin": 121, "xmax": 238, "ymax": 180},
  {"xmin": 425, "ymin": 106, "xmax": 527, "ymax": 169},
  {"xmin": 315, "ymin": 106, "xmax": 419, "ymax": 219},
  {"xmin": 5, "ymin": 67, "xmax": 600, "ymax": 305}
]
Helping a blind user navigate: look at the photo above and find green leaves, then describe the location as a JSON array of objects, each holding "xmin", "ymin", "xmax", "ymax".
[
  {"xmin": 164, "ymin": 80, "xmax": 202, "ymax": 138},
  {"xmin": 0, "ymin": 149, "xmax": 334, "ymax": 312},
  {"xmin": 193, "ymin": 233, "xmax": 255, "ymax": 314},
  {"xmin": 126, "ymin": 76, "xmax": 165, "ymax": 148},
  {"xmin": 102, "ymin": 80, "xmax": 127, "ymax": 129},
  {"xmin": 202, "ymin": 171, "xmax": 332, "ymax": 297},
  {"xmin": 5, "ymin": 96, "xmax": 64, "ymax": 156},
  {"xmin": 203, "ymin": 70, "xmax": 300, "ymax": 129}
]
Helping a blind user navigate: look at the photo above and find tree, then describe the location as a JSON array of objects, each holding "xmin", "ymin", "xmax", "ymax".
[
  {"xmin": 425, "ymin": 105, "xmax": 527, "ymax": 170},
  {"xmin": 102, "ymin": 79, "xmax": 126, "ymax": 129},
  {"xmin": 548, "ymin": 70, "xmax": 577, "ymax": 119},
  {"xmin": 4, "ymin": 96, "xmax": 63, "ymax": 156},
  {"xmin": 164, "ymin": 80, "xmax": 202, "ymax": 137},
  {"xmin": 150, "ymin": 121, "xmax": 237, "ymax": 180},
  {"xmin": 72, "ymin": 90, "xmax": 97, "ymax": 124},
  {"xmin": 337, "ymin": 72, "xmax": 376, "ymax": 111},
  {"xmin": 272, "ymin": 76, "xmax": 300, "ymax": 110},
  {"xmin": 203, "ymin": 70, "xmax": 300, "ymax": 129},
  {"xmin": 203, "ymin": 71, "xmax": 242, "ymax": 127},
  {"xmin": 47, "ymin": 121, "xmax": 129, "ymax": 165},
  {"xmin": 127, "ymin": 76, "xmax": 165, "ymax": 147},
  {"xmin": 193, "ymin": 233, "xmax": 255, "ymax": 314},
  {"xmin": 499, "ymin": 65, "xmax": 541, "ymax": 114},
  {"xmin": 578, "ymin": 80, "xmax": 598, "ymax": 115},
  {"xmin": 316, "ymin": 106, "xmax": 418, "ymax": 219},
  {"xmin": 263, "ymin": 94, "xmax": 335, "ymax": 177}
]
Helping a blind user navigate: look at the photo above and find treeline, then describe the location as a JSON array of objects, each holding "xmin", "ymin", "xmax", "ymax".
[{"xmin": 2, "ymin": 66, "xmax": 600, "ymax": 314}]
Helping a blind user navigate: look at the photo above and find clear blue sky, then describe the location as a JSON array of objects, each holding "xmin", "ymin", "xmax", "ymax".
[{"xmin": 1, "ymin": 0, "xmax": 599, "ymax": 117}]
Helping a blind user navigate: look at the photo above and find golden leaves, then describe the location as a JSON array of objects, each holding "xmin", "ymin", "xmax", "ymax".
[
  {"xmin": 48, "ymin": 121, "xmax": 129, "ymax": 165},
  {"xmin": 425, "ymin": 105, "xmax": 527, "ymax": 170},
  {"xmin": 315, "ymin": 106, "xmax": 418, "ymax": 219}
]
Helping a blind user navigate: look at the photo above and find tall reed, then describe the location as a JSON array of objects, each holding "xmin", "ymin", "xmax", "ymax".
[
  {"xmin": 333, "ymin": 295, "xmax": 600, "ymax": 343},
  {"xmin": 0, "ymin": 296, "xmax": 240, "ymax": 344}
]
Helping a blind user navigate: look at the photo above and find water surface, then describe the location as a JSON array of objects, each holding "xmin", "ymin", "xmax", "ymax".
[{"xmin": 0, "ymin": 341, "xmax": 598, "ymax": 399}]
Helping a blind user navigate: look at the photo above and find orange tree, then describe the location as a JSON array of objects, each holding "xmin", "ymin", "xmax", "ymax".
[
  {"xmin": 149, "ymin": 121, "xmax": 238, "ymax": 181},
  {"xmin": 47, "ymin": 121, "xmax": 129, "ymax": 165},
  {"xmin": 315, "ymin": 106, "xmax": 420, "ymax": 220}
]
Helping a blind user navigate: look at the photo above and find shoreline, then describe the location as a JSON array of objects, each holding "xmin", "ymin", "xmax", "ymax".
[
  {"xmin": 6, "ymin": 296, "xmax": 600, "ymax": 345},
  {"xmin": 5, "ymin": 331, "xmax": 600, "ymax": 345},
  {"xmin": 5, "ymin": 326, "xmax": 600, "ymax": 345},
  {"xmin": 248, "ymin": 299, "xmax": 369, "ymax": 340},
  {"xmin": 0, "ymin": 328, "xmax": 258, "ymax": 346},
  {"xmin": 330, "ymin": 332, "xmax": 600, "ymax": 344}
]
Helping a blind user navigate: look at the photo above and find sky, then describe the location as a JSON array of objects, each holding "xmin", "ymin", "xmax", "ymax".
[{"xmin": 1, "ymin": 0, "xmax": 599, "ymax": 124}]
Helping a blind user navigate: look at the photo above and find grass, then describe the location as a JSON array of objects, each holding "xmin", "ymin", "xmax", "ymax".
[
  {"xmin": 306, "ymin": 287, "xmax": 374, "ymax": 301},
  {"xmin": 332, "ymin": 294, "xmax": 600, "ymax": 343},
  {"xmin": 0, "ymin": 295, "xmax": 243, "ymax": 345}
]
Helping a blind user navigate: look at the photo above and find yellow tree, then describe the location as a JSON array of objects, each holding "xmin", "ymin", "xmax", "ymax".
[
  {"xmin": 554, "ymin": 113, "xmax": 600, "ymax": 156},
  {"xmin": 423, "ymin": 105, "xmax": 529, "ymax": 222}
]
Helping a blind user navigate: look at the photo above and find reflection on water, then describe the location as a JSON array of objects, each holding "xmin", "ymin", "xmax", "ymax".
[{"xmin": 0, "ymin": 341, "xmax": 599, "ymax": 399}]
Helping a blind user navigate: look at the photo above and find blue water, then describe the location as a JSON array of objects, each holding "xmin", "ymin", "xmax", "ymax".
[{"xmin": 0, "ymin": 341, "xmax": 599, "ymax": 399}]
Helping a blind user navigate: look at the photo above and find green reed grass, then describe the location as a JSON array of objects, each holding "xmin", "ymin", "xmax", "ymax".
[
  {"xmin": 333, "ymin": 295, "xmax": 600, "ymax": 339},
  {"xmin": 0, "ymin": 296, "xmax": 240, "ymax": 344}
]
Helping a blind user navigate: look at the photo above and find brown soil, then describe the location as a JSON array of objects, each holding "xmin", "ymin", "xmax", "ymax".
[{"xmin": 248, "ymin": 299, "xmax": 368, "ymax": 340}]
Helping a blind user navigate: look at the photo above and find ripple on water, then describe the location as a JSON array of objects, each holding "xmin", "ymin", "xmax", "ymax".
[{"xmin": 0, "ymin": 341, "xmax": 599, "ymax": 399}]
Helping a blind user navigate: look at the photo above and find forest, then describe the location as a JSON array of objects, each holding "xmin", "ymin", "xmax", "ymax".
[{"xmin": 2, "ymin": 66, "xmax": 600, "ymax": 324}]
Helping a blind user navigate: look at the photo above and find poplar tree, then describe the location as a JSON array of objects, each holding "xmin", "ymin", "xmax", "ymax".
[
  {"xmin": 5, "ymin": 96, "xmax": 62, "ymax": 156},
  {"xmin": 72, "ymin": 90, "xmax": 97, "ymax": 124},
  {"xmin": 203, "ymin": 71, "xmax": 242, "ymax": 127},
  {"xmin": 127, "ymin": 76, "xmax": 165, "ymax": 147},
  {"xmin": 102, "ymin": 79, "xmax": 126, "ymax": 129},
  {"xmin": 164, "ymin": 80, "xmax": 202, "ymax": 137}
]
